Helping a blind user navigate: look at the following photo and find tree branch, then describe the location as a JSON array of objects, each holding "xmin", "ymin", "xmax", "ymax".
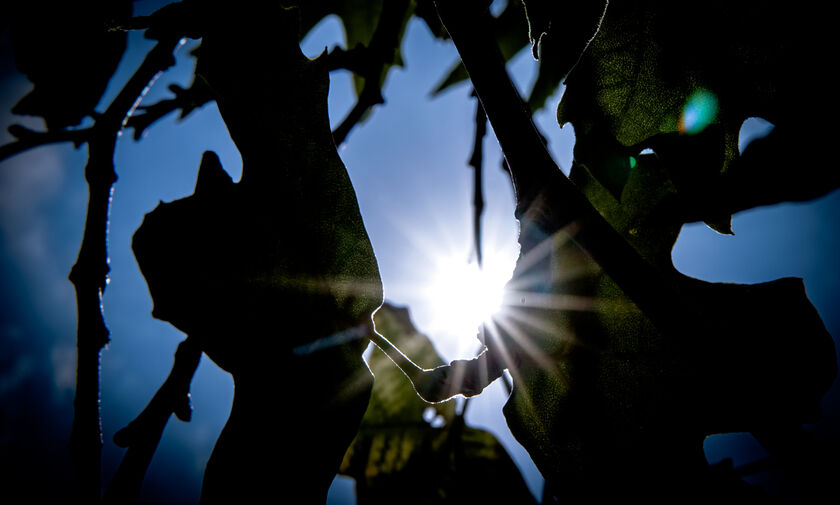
[
  {"xmin": 408, "ymin": 0, "xmax": 716, "ymax": 401},
  {"xmin": 125, "ymin": 80, "xmax": 213, "ymax": 140},
  {"xmin": 102, "ymin": 337, "xmax": 202, "ymax": 505},
  {"xmin": 0, "ymin": 125, "xmax": 91, "ymax": 162},
  {"xmin": 67, "ymin": 36, "xmax": 179, "ymax": 502},
  {"xmin": 332, "ymin": 84, "xmax": 384, "ymax": 146},
  {"xmin": 433, "ymin": 0, "xmax": 703, "ymax": 340},
  {"xmin": 331, "ymin": 0, "xmax": 411, "ymax": 146}
]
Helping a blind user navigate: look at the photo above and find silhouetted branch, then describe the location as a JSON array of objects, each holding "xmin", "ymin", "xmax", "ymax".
[
  {"xmin": 68, "ymin": 36, "xmax": 179, "ymax": 502},
  {"xmin": 102, "ymin": 337, "xmax": 201, "ymax": 505},
  {"xmin": 331, "ymin": 0, "xmax": 411, "ymax": 145},
  {"xmin": 469, "ymin": 91, "xmax": 487, "ymax": 267},
  {"xmin": 416, "ymin": 0, "xmax": 717, "ymax": 403},
  {"xmin": 432, "ymin": 6, "xmax": 838, "ymax": 490},
  {"xmin": 371, "ymin": 0, "xmax": 706, "ymax": 405},
  {"xmin": 332, "ymin": 84, "xmax": 384, "ymax": 146},
  {"xmin": 434, "ymin": 0, "xmax": 704, "ymax": 341},
  {"xmin": 125, "ymin": 81, "xmax": 213, "ymax": 140},
  {"xmin": 0, "ymin": 125, "xmax": 91, "ymax": 162},
  {"xmin": 325, "ymin": 46, "xmax": 375, "ymax": 75}
]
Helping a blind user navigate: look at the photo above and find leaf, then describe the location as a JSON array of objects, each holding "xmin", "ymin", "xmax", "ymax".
[
  {"xmin": 720, "ymin": 123, "xmax": 840, "ymax": 214},
  {"xmin": 7, "ymin": 0, "xmax": 132, "ymax": 129},
  {"xmin": 432, "ymin": 0, "xmax": 608, "ymax": 115},
  {"xmin": 132, "ymin": 4, "xmax": 383, "ymax": 502},
  {"xmin": 488, "ymin": 4, "xmax": 838, "ymax": 496},
  {"xmin": 296, "ymin": 0, "xmax": 409, "ymax": 96},
  {"xmin": 498, "ymin": 156, "xmax": 836, "ymax": 499},
  {"xmin": 297, "ymin": 0, "xmax": 383, "ymax": 54},
  {"xmin": 520, "ymin": 0, "xmax": 608, "ymax": 111},
  {"xmin": 557, "ymin": 0, "xmax": 839, "ymax": 218},
  {"xmin": 364, "ymin": 304, "xmax": 456, "ymax": 424},
  {"xmin": 341, "ymin": 304, "xmax": 537, "ymax": 505}
]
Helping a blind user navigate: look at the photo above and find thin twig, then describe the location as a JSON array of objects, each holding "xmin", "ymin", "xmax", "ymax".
[
  {"xmin": 102, "ymin": 337, "xmax": 202, "ymax": 504},
  {"xmin": 125, "ymin": 81, "xmax": 213, "ymax": 140},
  {"xmin": 325, "ymin": 46, "xmax": 373, "ymax": 74},
  {"xmin": 67, "ymin": 36, "xmax": 179, "ymax": 502},
  {"xmin": 331, "ymin": 0, "xmax": 411, "ymax": 146},
  {"xmin": 0, "ymin": 125, "xmax": 91, "ymax": 162},
  {"xmin": 468, "ymin": 91, "xmax": 487, "ymax": 267},
  {"xmin": 332, "ymin": 84, "xmax": 384, "ymax": 146}
]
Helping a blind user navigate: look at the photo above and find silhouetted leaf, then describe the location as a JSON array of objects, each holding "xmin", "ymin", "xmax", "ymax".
[
  {"xmin": 132, "ymin": 5, "xmax": 383, "ymax": 503},
  {"xmin": 486, "ymin": 4, "xmax": 838, "ymax": 497},
  {"xmin": 296, "ymin": 0, "xmax": 409, "ymax": 94},
  {"xmin": 341, "ymin": 304, "xmax": 536, "ymax": 505},
  {"xmin": 520, "ymin": 0, "xmax": 607, "ymax": 111},
  {"xmin": 298, "ymin": 0, "xmax": 383, "ymax": 55},
  {"xmin": 498, "ymin": 153, "xmax": 836, "ymax": 500},
  {"xmin": 432, "ymin": 0, "xmax": 607, "ymax": 114},
  {"xmin": 364, "ymin": 304, "xmax": 456, "ymax": 423},
  {"xmin": 7, "ymin": 0, "xmax": 132, "ymax": 129},
  {"xmin": 557, "ymin": 0, "xmax": 838, "ymax": 218}
]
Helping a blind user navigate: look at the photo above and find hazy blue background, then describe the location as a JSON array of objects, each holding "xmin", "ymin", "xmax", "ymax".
[{"xmin": 1, "ymin": 1, "xmax": 838, "ymax": 503}]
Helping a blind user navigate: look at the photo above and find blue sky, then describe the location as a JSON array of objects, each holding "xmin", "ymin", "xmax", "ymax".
[{"xmin": 1, "ymin": 2, "xmax": 838, "ymax": 503}]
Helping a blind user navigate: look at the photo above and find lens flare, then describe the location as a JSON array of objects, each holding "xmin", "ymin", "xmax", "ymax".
[{"xmin": 679, "ymin": 89, "xmax": 718, "ymax": 135}]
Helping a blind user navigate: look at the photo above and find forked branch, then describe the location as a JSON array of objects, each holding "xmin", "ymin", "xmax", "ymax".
[{"xmin": 67, "ymin": 36, "xmax": 180, "ymax": 502}]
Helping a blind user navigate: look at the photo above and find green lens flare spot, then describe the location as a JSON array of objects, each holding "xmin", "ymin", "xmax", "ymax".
[
  {"xmin": 629, "ymin": 156, "xmax": 637, "ymax": 169},
  {"xmin": 679, "ymin": 89, "xmax": 718, "ymax": 135}
]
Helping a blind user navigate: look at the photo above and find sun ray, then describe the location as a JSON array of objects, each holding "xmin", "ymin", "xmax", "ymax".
[
  {"xmin": 503, "ymin": 290, "xmax": 598, "ymax": 312},
  {"xmin": 482, "ymin": 319, "xmax": 523, "ymax": 384},
  {"xmin": 491, "ymin": 312, "xmax": 557, "ymax": 373}
]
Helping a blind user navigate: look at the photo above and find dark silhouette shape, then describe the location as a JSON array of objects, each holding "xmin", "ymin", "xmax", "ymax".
[
  {"xmin": 2, "ymin": 1, "xmax": 837, "ymax": 502},
  {"xmin": 342, "ymin": 304, "xmax": 537, "ymax": 505},
  {"xmin": 434, "ymin": 0, "xmax": 838, "ymax": 501},
  {"xmin": 103, "ymin": 337, "xmax": 201, "ymax": 504},
  {"xmin": 132, "ymin": 5, "xmax": 383, "ymax": 502}
]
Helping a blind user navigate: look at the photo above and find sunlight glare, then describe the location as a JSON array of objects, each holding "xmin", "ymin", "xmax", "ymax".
[{"xmin": 424, "ymin": 254, "xmax": 513, "ymax": 348}]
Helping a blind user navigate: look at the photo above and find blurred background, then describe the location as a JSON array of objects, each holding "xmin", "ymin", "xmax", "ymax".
[{"xmin": 1, "ymin": 1, "xmax": 838, "ymax": 503}]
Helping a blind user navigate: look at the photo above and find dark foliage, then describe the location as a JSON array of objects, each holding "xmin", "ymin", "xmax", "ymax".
[{"xmin": 0, "ymin": 0, "xmax": 837, "ymax": 503}]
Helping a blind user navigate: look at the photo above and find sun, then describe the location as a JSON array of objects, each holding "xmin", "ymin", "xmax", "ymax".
[{"xmin": 423, "ymin": 253, "xmax": 513, "ymax": 350}]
